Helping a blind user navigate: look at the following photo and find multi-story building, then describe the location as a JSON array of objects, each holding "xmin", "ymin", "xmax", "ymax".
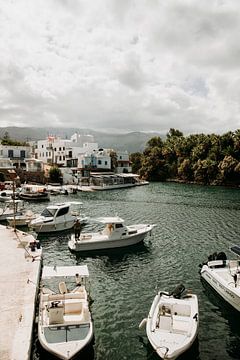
[
  {"xmin": 35, "ymin": 134, "xmax": 99, "ymax": 168},
  {"xmin": 35, "ymin": 133, "xmax": 132, "ymax": 184},
  {"xmin": 116, "ymin": 151, "xmax": 132, "ymax": 173},
  {"xmin": 0, "ymin": 143, "xmax": 31, "ymax": 168}
]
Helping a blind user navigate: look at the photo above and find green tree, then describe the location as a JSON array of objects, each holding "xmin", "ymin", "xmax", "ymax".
[
  {"xmin": 130, "ymin": 152, "xmax": 143, "ymax": 174},
  {"xmin": 109, "ymin": 150, "xmax": 118, "ymax": 172},
  {"xmin": 49, "ymin": 167, "xmax": 62, "ymax": 183}
]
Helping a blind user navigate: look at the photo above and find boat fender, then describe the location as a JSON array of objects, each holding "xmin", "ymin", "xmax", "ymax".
[{"xmin": 139, "ymin": 318, "xmax": 147, "ymax": 329}]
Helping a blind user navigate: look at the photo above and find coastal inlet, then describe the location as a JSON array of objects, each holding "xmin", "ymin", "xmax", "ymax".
[{"xmin": 28, "ymin": 182, "xmax": 240, "ymax": 360}]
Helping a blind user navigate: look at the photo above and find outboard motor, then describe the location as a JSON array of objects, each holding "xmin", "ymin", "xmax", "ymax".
[
  {"xmin": 217, "ymin": 252, "xmax": 227, "ymax": 261},
  {"xmin": 170, "ymin": 284, "xmax": 186, "ymax": 299}
]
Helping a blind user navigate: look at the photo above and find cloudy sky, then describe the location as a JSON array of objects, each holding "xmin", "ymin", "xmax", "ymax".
[{"xmin": 0, "ymin": 0, "xmax": 240, "ymax": 135}]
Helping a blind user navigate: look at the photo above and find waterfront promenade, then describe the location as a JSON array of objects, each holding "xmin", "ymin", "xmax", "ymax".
[{"xmin": 0, "ymin": 225, "xmax": 42, "ymax": 360}]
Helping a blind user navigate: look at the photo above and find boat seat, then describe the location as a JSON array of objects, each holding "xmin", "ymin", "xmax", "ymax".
[
  {"xmin": 48, "ymin": 304, "xmax": 64, "ymax": 325},
  {"xmin": 172, "ymin": 315, "xmax": 190, "ymax": 335},
  {"xmin": 172, "ymin": 304, "xmax": 191, "ymax": 317},
  {"xmin": 65, "ymin": 299, "xmax": 82, "ymax": 314},
  {"xmin": 159, "ymin": 315, "xmax": 172, "ymax": 331},
  {"xmin": 48, "ymin": 292, "xmax": 85, "ymax": 301},
  {"xmin": 59, "ymin": 281, "xmax": 68, "ymax": 294}
]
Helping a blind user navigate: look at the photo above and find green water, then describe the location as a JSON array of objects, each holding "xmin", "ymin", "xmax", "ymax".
[{"xmin": 31, "ymin": 182, "xmax": 240, "ymax": 360}]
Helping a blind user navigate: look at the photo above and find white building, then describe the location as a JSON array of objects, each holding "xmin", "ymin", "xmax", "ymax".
[
  {"xmin": 35, "ymin": 134, "xmax": 99, "ymax": 167},
  {"xmin": 78, "ymin": 149, "xmax": 111, "ymax": 171},
  {"xmin": 116, "ymin": 151, "xmax": 132, "ymax": 173},
  {"xmin": 35, "ymin": 134, "xmax": 132, "ymax": 183},
  {"xmin": 0, "ymin": 144, "xmax": 31, "ymax": 162}
]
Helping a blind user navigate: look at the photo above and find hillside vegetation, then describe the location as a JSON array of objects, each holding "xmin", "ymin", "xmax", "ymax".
[{"xmin": 130, "ymin": 129, "xmax": 240, "ymax": 186}]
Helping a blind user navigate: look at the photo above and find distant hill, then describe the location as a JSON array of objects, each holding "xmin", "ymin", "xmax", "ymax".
[{"xmin": 0, "ymin": 127, "xmax": 164, "ymax": 153}]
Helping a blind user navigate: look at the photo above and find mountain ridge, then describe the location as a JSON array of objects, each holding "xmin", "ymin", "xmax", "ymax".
[{"xmin": 0, "ymin": 127, "xmax": 164, "ymax": 153}]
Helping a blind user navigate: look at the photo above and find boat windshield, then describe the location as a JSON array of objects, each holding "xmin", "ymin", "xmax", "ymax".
[
  {"xmin": 41, "ymin": 208, "xmax": 57, "ymax": 217},
  {"xmin": 44, "ymin": 324, "xmax": 90, "ymax": 343}
]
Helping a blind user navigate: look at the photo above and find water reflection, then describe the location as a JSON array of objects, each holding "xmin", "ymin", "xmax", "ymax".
[{"xmin": 201, "ymin": 279, "xmax": 240, "ymax": 359}]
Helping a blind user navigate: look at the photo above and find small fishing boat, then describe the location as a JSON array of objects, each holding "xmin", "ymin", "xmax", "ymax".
[
  {"xmin": 6, "ymin": 209, "xmax": 38, "ymax": 227},
  {"xmin": 38, "ymin": 265, "xmax": 93, "ymax": 360},
  {"xmin": 139, "ymin": 284, "xmax": 199, "ymax": 360},
  {"xmin": 200, "ymin": 247, "xmax": 240, "ymax": 312},
  {"xmin": 68, "ymin": 216, "xmax": 155, "ymax": 252},
  {"xmin": 0, "ymin": 199, "xmax": 24, "ymax": 221},
  {"xmin": 19, "ymin": 184, "xmax": 50, "ymax": 201},
  {"xmin": 29, "ymin": 202, "xmax": 88, "ymax": 233},
  {"xmin": 0, "ymin": 190, "xmax": 14, "ymax": 202}
]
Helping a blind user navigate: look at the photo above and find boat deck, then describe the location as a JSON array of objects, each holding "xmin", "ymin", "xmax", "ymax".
[{"xmin": 0, "ymin": 225, "xmax": 42, "ymax": 360}]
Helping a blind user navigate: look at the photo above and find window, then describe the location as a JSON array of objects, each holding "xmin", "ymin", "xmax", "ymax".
[
  {"xmin": 41, "ymin": 208, "xmax": 57, "ymax": 217},
  {"xmin": 57, "ymin": 206, "xmax": 69, "ymax": 217},
  {"xmin": 63, "ymin": 156, "xmax": 65, "ymax": 160},
  {"xmin": 105, "ymin": 161, "xmax": 108, "ymax": 165},
  {"xmin": 42, "ymin": 145, "xmax": 44, "ymax": 148},
  {"xmin": 59, "ymin": 156, "xmax": 62, "ymax": 161},
  {"xmin": 63, "ymin": 147, "xmax": 65, "ymax": 150},
  {"xmin": 20, "ymin": 150, "xmax": 25, "ymax": 158},
  {"xmin": 8, "ymin": 150, "xmax": 13, "ymax": 158},
  {"xmin": 59, "ymin": 147, "xmax": 61, "ymax": 151},
  {"xmin": 98, "ymin": 160, "xmax": 102, "ymax": 165}
]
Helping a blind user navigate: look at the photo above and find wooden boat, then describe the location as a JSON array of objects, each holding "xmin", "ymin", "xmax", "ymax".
[
  {"xmin": 29, "ymin": 202, "xmax": 88, "ymax": 233},
  {"xmin": 68, "ymin": 216, "xmax": 155, "ymax": 252},
  {"xmin": 0, "ymin": 190, "xmax": 13, "ymax": 202},
  {"xmin": 200, "ymin": 247, "xmax": 240, "ymax": 312},
  {"xmin": 139, "ymin": 285, "xmax": 199, "ymax": 360},
  {"xmin": 19, "ymin": 184, "xmax": 50, "ymax": 201},
  {"xmin": 38, "ymin": 265, "xmax": 93, "ymax": 360}
]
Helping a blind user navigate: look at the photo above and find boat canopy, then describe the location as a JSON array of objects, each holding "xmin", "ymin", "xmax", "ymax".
[
  {"xmin": 230, "ymin": 245, "xmax": 240, "ymax": 256},
  {"xmin": 42, "ymin": 265, "xmax": 89, "ymax": 279},
  {"xmin": 94, "ymin": 216, "xmax": 124, "ymax": 224},
  {"xmin": 47, "ymin": 201, "xmax": 83, "ymax": 209}
]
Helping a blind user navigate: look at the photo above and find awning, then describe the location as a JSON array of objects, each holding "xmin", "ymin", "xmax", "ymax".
[{"xmin": 42, "ymin": 265, "xmax": 89, "ymax": 279}]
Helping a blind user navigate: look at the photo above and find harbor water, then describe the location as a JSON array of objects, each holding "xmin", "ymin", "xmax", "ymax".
[{"xmin": 29, "ymin": 182, "xmax": 240, "ymax": 360}]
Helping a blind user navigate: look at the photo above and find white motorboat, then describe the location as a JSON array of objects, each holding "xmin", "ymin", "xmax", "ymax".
[
  {"xmin": 6, "ymin": 209, "xmax": 38, "ymax": 227},
  {"xmin": 29, "ymin": 202, "xmax": 88, "ymax": 233},
  {"xmin": 38, "ymin": 265, "xmax": 93, "ymax": 360},
  {"xmin": 0, "ymin": 190, "xmax": 13, "ymax": 202},
  {"xmin": 139, "ymin": 285, "xmax": 199, "ymax": 360},
  {"xmin": 68, "ymin": 216, "xmax": 155, "ymax": 252},
  {"xmin": 200, "ymin": 247, "xmax": 240, "ymax": 312},
  {"xmin": 0, "ymin": 199, "xmax": 24, "ymax": 221}
]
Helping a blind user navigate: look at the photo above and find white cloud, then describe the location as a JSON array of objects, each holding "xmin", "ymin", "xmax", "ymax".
[{"xmin": 0, "ymin": 0, "xmax": 240, "ymax": 134}]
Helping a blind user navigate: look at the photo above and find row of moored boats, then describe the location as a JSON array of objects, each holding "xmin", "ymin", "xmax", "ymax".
[
  {"xmin": 38, "ymin": 243, "xmax": 240, "ymax": 360},
  {"xmin": 1, "ymin": 185, "xmax": 240, "ymax": 359}
]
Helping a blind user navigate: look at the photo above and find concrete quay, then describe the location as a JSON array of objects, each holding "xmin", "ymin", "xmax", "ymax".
[{"xmin": 0, "ymin": 225, "xmax": 42, "ymax": 360}]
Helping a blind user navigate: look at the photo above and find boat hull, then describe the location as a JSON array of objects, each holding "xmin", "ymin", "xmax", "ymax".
[
  {"xmin": 38, "ymin": 322, "xmax": 94, "ymax": 360},
  {"xmin": 68, "ymin": 227, "xmax": 153, "ymax": 252},
  {"xmin": 19, "ymin": 193, "xmax": 50, "ymax": 201},
  {"xmin": 31, "ymin": 219, "xmax": 75, "ymax": 233},
  {"xmin": 201, "ymin": 262, "xmax": 240, "ymax": 312},
  {"xmin": 146, "ymin": 293, "xmax": 198, "ymax": 360}
]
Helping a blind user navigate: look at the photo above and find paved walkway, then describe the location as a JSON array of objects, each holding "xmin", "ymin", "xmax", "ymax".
[{"xmin": 0, "ymin": 225, "xmax": 42, "ymax": 360}]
